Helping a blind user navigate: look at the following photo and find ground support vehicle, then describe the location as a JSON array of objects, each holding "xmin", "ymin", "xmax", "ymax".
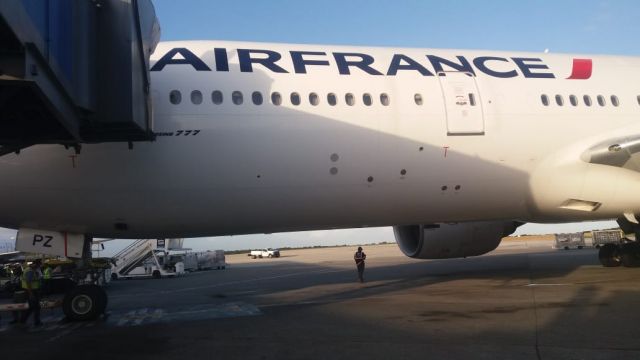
[
  {"xmin": 110, "ymin": 239, "xmax": 178, "ymax": 280},
  {"xmin": 248, "ymin": 248, "xmax": 280, "ymax": 259},
  {"xmin": 0, "ymin": 264, "xmax": 110, "ymax": 322}
]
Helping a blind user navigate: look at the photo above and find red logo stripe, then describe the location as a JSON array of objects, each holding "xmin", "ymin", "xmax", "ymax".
[{"xmin": 567, "ymin": 58, "xmax": 592, "ymax": 80}]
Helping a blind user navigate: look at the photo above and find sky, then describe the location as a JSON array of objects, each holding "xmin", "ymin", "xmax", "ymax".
[{"xmin": 3, "ymin": 0, "xmax": 639, "ymax": 255}]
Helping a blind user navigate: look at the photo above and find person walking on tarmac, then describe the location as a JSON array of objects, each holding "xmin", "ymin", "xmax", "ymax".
[
  {"xmin": 20, "ymin": 259, "xmax": 43, "ymax": 326},
  {"xmin": 354, "ymin": 247, "xmax": 367, "ymax": 283}
]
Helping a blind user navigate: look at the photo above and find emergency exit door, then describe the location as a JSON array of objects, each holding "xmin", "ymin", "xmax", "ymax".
[{"xmin": 437, "ymin": 71, "xmax": 484, "ymax": 135}]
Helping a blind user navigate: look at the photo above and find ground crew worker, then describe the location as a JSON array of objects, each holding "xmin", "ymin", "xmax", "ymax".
[
  {"xmin": 42, "ymin": 263, "xmax": 52, "ymax": 295},
  {"xmin": 8, "ymin": 264, "xmax": 25, "ymax": 324},
  {"xmin": 354, "ymin": 247, "xmax": 367, "ymax": 283},
  {"xmin": 20, "ymin": 259, "xmax": 43, "ymax": 326}
]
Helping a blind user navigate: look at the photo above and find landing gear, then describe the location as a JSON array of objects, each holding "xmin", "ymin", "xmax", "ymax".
[
  {"xmin": 63, "ymin": 284, "xmax": 108, "ymax": 321},
  {"xmin": 598, "ymin": 243, "xmax": 622, "ymax": 267},
  {"xmin": 620, "ymin": 242, "xmax": 640, "ymax": 267},
  {"xmin": 598, "ymin": 241, "xmax": 640, "ymax": 267},
  {"xmin": 601, "ymin": 216, "xmax": 640, "ymax": 268}
]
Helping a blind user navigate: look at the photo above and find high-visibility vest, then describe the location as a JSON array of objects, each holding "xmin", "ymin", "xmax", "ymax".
[
  {"xmin": 43, "ymin": 267, "xmax": 52, "ymax": 280},
  {"xmin": 21, "ymin": 268, "xmax": 41, "ymax": 290}
]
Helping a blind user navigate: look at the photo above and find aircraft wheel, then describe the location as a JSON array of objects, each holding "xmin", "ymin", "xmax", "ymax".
[
  {"xmin": 152, "ymin": 270, "xmax": 161, "ymax": 279},
  {"xmin": 598, "ymin": 243, "xmax": 622, "ymax": 267},
  {"xmin": 621, "ymin": 242, "xmax": 640, "ymax": 267},
  {"xmin": 111, "ymin": 273, "xmax": 118, "ymax": 281},
  {"xmin": 63, "ymin": 285, "xmax": 107, "ymax": 321}
]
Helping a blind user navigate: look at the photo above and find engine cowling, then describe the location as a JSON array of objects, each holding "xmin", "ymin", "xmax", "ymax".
[{"xmin": 393, "ymin": 221, "xmax": 521, "ymax": 259}]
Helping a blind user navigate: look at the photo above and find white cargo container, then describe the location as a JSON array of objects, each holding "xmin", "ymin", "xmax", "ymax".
[
  {"xmin": 196, "ymin": 250, "xmax": 226, "ymax": 270},
  {"xmin": 169, "ymin": 250, "xmax": 226, "ymax": 272},
  {"xmin": 591, "ymin": 230, "xmax": 623, "ymax": 248},
  {"xmin": 554, "ymin": 233, "xmax": 586, "ymax": 250}
]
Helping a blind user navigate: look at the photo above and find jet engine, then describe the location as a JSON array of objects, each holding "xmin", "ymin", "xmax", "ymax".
[{"xmin": 393, "ymin": 221, "xmax": 521, "ymax": 259}]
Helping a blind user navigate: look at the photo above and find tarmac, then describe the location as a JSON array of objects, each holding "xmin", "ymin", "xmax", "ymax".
[{"xmin": 1, "ymin": 237, "xmax": 640, "ymax": 360}]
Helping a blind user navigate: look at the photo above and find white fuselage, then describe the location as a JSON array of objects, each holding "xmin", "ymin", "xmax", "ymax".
[{"xmin": 1, "ymin": 40, "xmax": 639, "ymax": 238}]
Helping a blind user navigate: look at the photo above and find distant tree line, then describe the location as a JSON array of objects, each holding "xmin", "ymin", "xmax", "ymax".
[{"xmin": 224, "ymin": 241, "xmax": 393, "ymax": 255}]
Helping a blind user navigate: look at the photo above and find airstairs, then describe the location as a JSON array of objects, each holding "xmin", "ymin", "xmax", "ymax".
[{"xmin": 111, "ymin": 239, "xmax": 177, "ymax": 279}]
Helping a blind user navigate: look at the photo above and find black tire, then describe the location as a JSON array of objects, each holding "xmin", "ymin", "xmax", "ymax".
[
  {"xmin": 152, "ymin": 270, "xmax": 161, "ymax": 279},
  {"xmin": 268, "ymin": 254, "xmax": 272, "ymax": 258},
  {"xmin": 252, "ymin": 255, "xmax": 257, "ymax": 259},
  {"xmin": 111, "ymin": 273, "xmax": 118, "ymax": 281},
  {"xmin": 564, "ymin": 246, "xmax": 569, "ymax": 250},
  {"xmin": 620, "ymin": 242, "xmax": 640, "ymax": 267},
  {"xmin": 63, "ymin": 285, "xmax": 107, "ymax": 321},
  {"xmin": 599, "ymin": 243, "xmax": 622, "ymax": 267}
]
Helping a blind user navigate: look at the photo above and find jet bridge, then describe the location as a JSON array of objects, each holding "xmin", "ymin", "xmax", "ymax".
[{"xmin": 0, "ymin": 0, "xmax": 160, "ymax": 155}]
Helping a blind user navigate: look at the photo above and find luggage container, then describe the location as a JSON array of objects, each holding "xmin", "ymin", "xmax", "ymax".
[{"xmin": 554, "ymin": 233, "xmax": 586, "ymax": 250}]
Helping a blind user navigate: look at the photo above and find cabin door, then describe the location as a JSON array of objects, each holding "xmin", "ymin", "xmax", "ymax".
[{"xmin": 438, "ymin": 71, "xmax": 485, "ymax": 135}]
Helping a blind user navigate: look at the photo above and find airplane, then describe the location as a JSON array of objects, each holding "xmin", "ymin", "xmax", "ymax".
[
  {"xmin": 0, "ymin": 240, "xmax": 20, "ymax": 262},
  {"xmin": 3, "ymin": 39, "xmax": 640, "ymax": 319}
]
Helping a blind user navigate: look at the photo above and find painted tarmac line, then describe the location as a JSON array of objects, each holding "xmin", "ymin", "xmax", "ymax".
[
  {"xmin": 110, "ymin": 268, "xmax": 346, "ymax": 299},
  {"xmin": 109, "ymin": 302, "xmax": 261, "ymax": 327}
]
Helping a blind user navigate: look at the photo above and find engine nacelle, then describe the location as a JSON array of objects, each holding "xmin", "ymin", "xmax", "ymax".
[{"xmin": 393, "ymin": 221, "xmax": 521, "ymax": 259}]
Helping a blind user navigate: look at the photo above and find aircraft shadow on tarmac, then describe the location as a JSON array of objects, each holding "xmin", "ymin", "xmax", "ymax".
[
  {"xmin": 220, "ymin": 249, "xmax": 640, "ymax": 357},
  {"xmin": 2, "ymin": 249, "xmax": 640, "ymax": 360}
]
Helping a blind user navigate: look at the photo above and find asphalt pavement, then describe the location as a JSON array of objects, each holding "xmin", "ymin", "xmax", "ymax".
[{"xmin": 2, "ymin": 240, "xmax": 639, "ymax": 360}]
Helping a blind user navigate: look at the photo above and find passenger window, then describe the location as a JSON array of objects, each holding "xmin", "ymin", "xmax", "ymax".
[
  {"xmin": 363, "ymin": 93, "xmax": 372, "ymax": 106},
  {"xmin": 611, "ymin": 95, "xmax": 619, "ymax": 107},
  {"xmin": 327, "ymin": 93, "xmax": 337, "ymax": 106},
  {"xmin": 271, "ymin": 92, "xmax": 282, "ymax": 106},
  {"xmin": 569, "ymin": 95, "xmax": 578, "ymax": 106},
  {"xmin": 414, "ymin": 94, "xmax": 423, "ymax": 106},
  {"xmin": 345, "ymin": 93, "xmax": 355, "ymax": 106},
  {"xmin": 597, "ymin": 95, "xmax": 606, "ymax": 106},
  {"xmin": 170, "ymin": 90, "xmax": 182, "ymax": 105},
  {"xmin": 380, "ymin": 93, "xmax": 390, "ymax": 106},
  {"xmin": 252, "ymin": 91, "xmax": 263, "ymax": 105},
  {"xmin": 291, "ymin": 92, "xmax": 301, "ymax": 106},
  {"xmin": 555, "ymin": 95, "xmax": 564, "ymax": 106},
  {"xmin": 309, "ymin": 93, "xmax": 320, "ymax": 106},
  {"xmin": 583, "ymin": 95, "xmax": 592, "ymax": 107},
  {"xmin": 541, "ymin": 94, "xmax": 549, "ymax": 106},
  {"xmin": 232, "ymin": 91, "xmax": 243, "ymax": 105},
  {"xmin": 190, "ymin": 90, "xmax": 203, "ymax": 105},
  {"xmin": 211, "ymin": 90, "xmax": 223, "ymax": 105}
]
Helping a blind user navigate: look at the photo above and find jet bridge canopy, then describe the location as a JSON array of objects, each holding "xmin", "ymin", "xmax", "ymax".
[{"xmin": 0, "ymin": 0, "xmax": 160, "ymax": 155}]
